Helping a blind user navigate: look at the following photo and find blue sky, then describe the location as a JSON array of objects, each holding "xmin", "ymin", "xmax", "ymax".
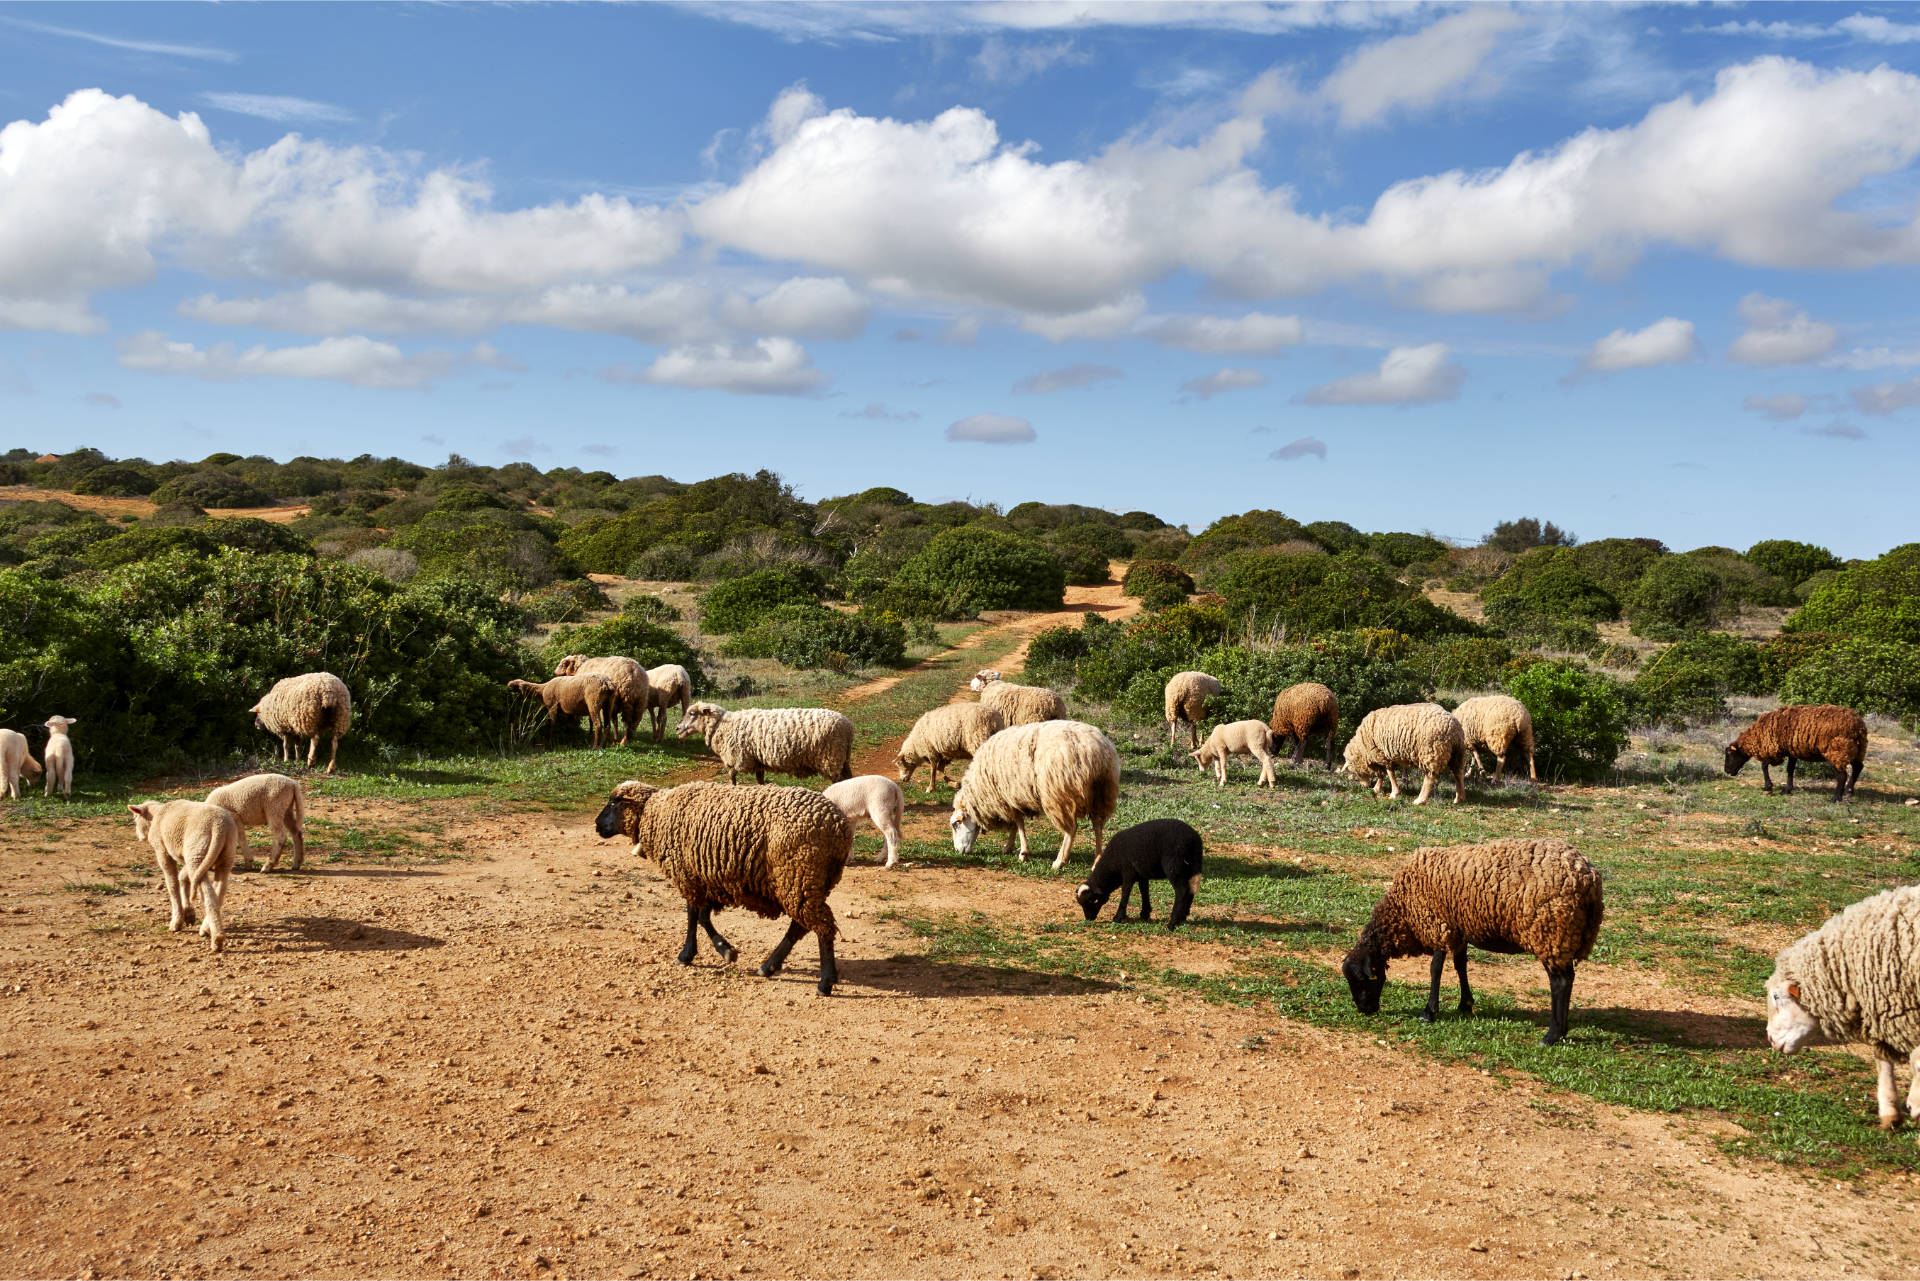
[{"xmin": 2, "ymin": 3, "xmax": 1919, "ymax": 556}]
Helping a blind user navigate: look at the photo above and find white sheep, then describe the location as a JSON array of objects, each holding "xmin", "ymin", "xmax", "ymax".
[
  {"xmin": 1191, "ymin": 719, "xmax": 1277, "ymax": 788},
  {"xmin": 1164, "ymin": 670, "xmax": 1222, "ymax": 749},
  {"xmin": 644, "ymin": 663, "xmax": 695, "ymax": 740},
  {"xmin": 550, "ymin": 654, "xmax": 651, "ymax": 745},
  {"xmin": 949, "ymin": 719, "xmax": 1120, "ymax": 870},
  {"xmin": 1343, "ymin": 703, "xmax": 1468, "ymax": 806},
  {"xmin": 128, "ymin": 799, "xmax": 242, "ymax": 952},
  {"xmin": 969, "ymin": 671, "xmax": 1068, "ymax": 726},
  {"xmin": 0, "ymin": 728, "xmax": 42, "ymax": 799},
  {"xmin": 250, "ymin": 672, "xmax": 352, "ymax": 772},
  {"xmin": 678, "ymin": 702, "xmax": 853, "ymax": 785},
  {"xmin": 42, "ymin": 717, "xmax": 76, "ymax": 798},
  {"xmin": 1453, "ymin": 694, "xmax": 1539, "ymax": 784},
  {"xmin": 895, "ymin": 703, "xmax": 1004, "ymax": 791},
  {"xmin": 823, "ymin": 775, "xmax": 905, "ymax": 868},
  {"xmin": 206, "ymin": 773, "xmax": 308, "ymax": 873}
]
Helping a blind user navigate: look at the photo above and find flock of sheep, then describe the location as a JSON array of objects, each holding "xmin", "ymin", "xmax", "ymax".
[{"xmin": 95, "ymin": 649, "xmax": 1920, "ymax": 1144}]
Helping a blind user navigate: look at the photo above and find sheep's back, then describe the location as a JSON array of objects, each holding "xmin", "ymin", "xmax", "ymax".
[
  {"xmin": 1739, "ymin": 705, "xmax": 1867, "ymax": 765},
  {"xmin": 902, "ymin": 703, "xmax": 1002, "ymax": 761},
  {"xmin": 1164, "ymin": 671, "xmax": 1222, "ymax": 720},
  {"xmin": 258, "ymin": 672, "xmax": 352, "ymax": 734},
  {"xmin": 1394, "ymin": 839, "xmax": 1603, "ymax": 967},
  {"xmin": 638, "ymin": 782, "xmax": 853, "ymax": 916},
  {"xmin": 961, "ymin": 719, "xmax": 1118, "ymax": 826},
  {"xmin": 1269, "ymin": 683, "xmax": 1338, "ymax": 738},
  {"xmin": 1774, "ymin": 885, "xmax": 1920, "ymax": 1054},
  {"xmin": 1351, "ymin": 704, "xmax": 1463, "ymax": 774},
  {"xmin": 981, "ymin": 680, "xmax": 1067, "ymax": 726},
  {"xmin": 722, "ymin": 708, "xmax": 854, "ymax": 775},
  {"xmin": 570, "ymin": 657, "xmax": 649, "ymax": 709},
  {"xmin": 1454, "ymin": 695, "xmax": 1532, "ymax": 751},
  {"xmin": 207, "ymin": 774, "xmax": 300, "ymax": 825},
  {"xmin": 646, "ymin": 664, "xmax": 693, "ymax": 708}
]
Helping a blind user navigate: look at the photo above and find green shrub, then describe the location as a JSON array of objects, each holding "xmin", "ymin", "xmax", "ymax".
[
  {"xmin": 1419, "ymin": 636, "xmax": 1516, "ymax": 690},
  {"xmin": 1121, "ymin": 560, "xmax": 1195, "ymax": 597},
  {"xmin": 1630, "ymin": 634, "xmax": 1765, "ymax": 727},
  {"xmin": 1368, "ymin": 531, "xmax": 1449, "ymax": 568},
  {"xmin": 631, "ymin": 543, "xmax": 701, "ymax": 581},
  {"xmin": 207, "ymin": 517, "xmax": 314, "ymax": 557},
  {"xmin": 1192, "ymin": 635, "xmax": 1430, "ymax": 747},
  {"xmin": 894, "ymin": 526, "xmax": 1065, "ymax": 613},
  {"xmin": 522, "ymin": 579, "xmax": 614, "ymax": 624},
  {"xmin": 25, "ymin": 521, "xmax": 120, "ymax": 558},
  {"xmin": 1214, "ymin": 551, "xmax": 1477, "ymax": 642},
  {"xmin": 1758, "ymin": 631, "xmax": 1839, "ymax": 690},
  {"xmin": 541, "ymin": 614, "xmax": 705, "ymax": 689},
  {"xmin": 1481, "ymin": 548, "xmax": 1619, "ymax": 633},
  {"xmin": 1024, "ymin": 623, "xmax": 1093, "ymax": 686},
  {"xmin": 1744, "ymin": 539, "xmax": 1841, "ymax": 589},
  {"xmin": 1053, "ymin": 543, "xmax": 1111, "ymax": 587},
  {"xmin": 1568, "ymin": 538, "xmax": 1666, "ymax": 596},
  {"xmin": 81, "ymin": 524, "xmax": 218, "ymax": 570},
  {"xmin": 1049, "ymin": 522, "xmax": 1129, "ymax": 559},
  {"xmin": 1624, "ymin": 555, "xmax": 1721, "ymax": 638},
  {"xmin": 1074, "ymin": 605, "xmax": 1229, "ymax": 705},
  {"xmin": 1180, "ymin": 509, "xmax": 1306, "ymax": 572},
  {"xmin": 1778, "ymin": 638, "xmax": 1920, "ymax": 727},
  {"xmin": 622, "ymin": 593, "xmax": 682, "ymax": 623},
  {"xmin": 1138, "ymin": 581, "xmax": 1190, "ymax": 612},
  {"xmin": 699, "ymin": 567, "xmax": 823, "ymax": 634},
  {"xmin": 721, "ymin": 604, "xmax": 907, "ymax": 672},
  {"xmin": 1681, "ymin": 547, "xmax": 1793, "ymax": 611},
  {"xmin": 1593, "ymin": 642, "xmax": 1641, "ymax": 671},
  {"xmin": 1303, "ymin": 520, "xmax": 1368, "ymax": 555},
  {"xmin": 1783, "ymin": 544, "xmax": 1920, "ymax": 646},
  {"xmin": 1505, "ymin": 661, "xmax": 1629, "ymax": 782},
  {"xmin": 407, "ymin": 577, "xmax": 530, "ymax": 636},
  {"xmin": 71, "ymin": 466, "xmax": 157, "ymax": 497},
  {"xmin": 1483, "ymin": 517, "xmax": 1576, "ymax": 555},
  {"xmin": 151, "ymin": 471, "xmax": 274, "ymax": 509}
]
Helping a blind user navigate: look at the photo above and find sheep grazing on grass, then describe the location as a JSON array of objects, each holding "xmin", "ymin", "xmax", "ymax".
[
  {"xmin": 0, "ymin": 728, "xmax": 41, "ymax": 799},
  {"xmin": 550, "ymin": 655, "xmax": 651, "ymax": 745},
  {"xmin": 823, "ymin": 775, "xmax": 905, "ymax": 868},
  {"xmin": 1343, "ymin": 703, "xmax": 1468, "ymax": 806},
  {"xmin": 594, "ymin": 780, "xmax": 854, "ymax": 995},
  {"xmin": 1076, "ymin": 818, "xmax": 1204, "ymax": 930},
  {"xmin": 508, "ymin": 674, "xmax": 618, "ymax": 749},
  {"xmin": 1766, "ymin": 884, "xmax": 1920, "ymax": 1138},
  {"xmin": 677, "ymin": 702, "xmax": 853, "ymax": 785},
  {"xmin": 1453, "ymin": 694, "xmax": 1538, "ymax": 784},
  {"xmin": 1269, "ymin": 682, "xmax": 1339, "ymax": 770},
  {"xmin": 206, "ymin": 773, "xmax": 307, "ymax": 873},
  {"xmin": 895, "ymin": 703, "xmax": 1003, "ymax": 791},
  {"xmin": 40, "ymin": 716, "xmax": 75, "ymax": 799},
  {"xmin": 251, "ymin": 672, "xmax": 352, "ymax": 773},
  {"xmin": 1725, "ymin": 703, "xmax": 1867, "ymax": 803},
  {"xmin": 969, "ymin": 671, "xmax": 1068, "ymax": 727},
  {"xmin": 949, "ymin": 719, "xmax": 1119, "ymax": 870},
  {"xmin": 644, "ymin": 663, "xmax": 694, "ymax": 740},
  {"xmin": 1191, "ymin": 720, "xmax": 1277, "ymax": 788},
  {"xmin": 128, "ymin": 800, "xmax": 243, "ymax": 952},
  {"xmin": 1164, "ymin": 670, "xmax": 1222, "ymax": 749},
  {"xmin": 1343, "ymin": 838, "xmax": 1604, "ymax": 1046}
]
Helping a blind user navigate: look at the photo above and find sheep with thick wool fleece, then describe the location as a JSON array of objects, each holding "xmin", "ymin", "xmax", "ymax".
[
  {"xmin": 593, "ymin": 780, "xmax": 853, "ymax": 995},
  {"xmin": 678, "ymin": 702, "xmax": 853, "ymax": 785},
  {"xmin": 970, "ymin": 671, "xmax": 1068, "ymax": 726},
  {"xmin": 550, "ymin": 654, "xmax": 651, "ymax": 744},
  {"xmin": 40, "ymin": 716, "xmax": 75, "ymax": 799},
  {"xmin": 250, "ymin": 672, "xmax": 352, "ymax": 772},
  {"xmin": 1766, "ymin": 885, "xmax": 1920, "ymax": 1138},
  {"xmin": 896, "ymin": 703, "xmax": 1004, "ymax": 791},
  {"xmin": 1163, "ymin": 670, "xmax": 1222, "ymax": 749},
  {"xmin": 949, "ymin": 719, "xmax": 1119, "ymax": 870},
  {"xmin": 1191, "ymin": 720, "xmax": 1277, "ymax": 788},
  {"xmin": 644, "ymin": 663, "xmax": 695, "ymax": 739},
  {"xmin": 823, "ymin": 775, "xmax": 905, "ymax": 868},
  {"xmin": 1725, "ymin": 703, "xmax": 1867, "ymax": 802},
  {"xmin": 509, "ymin": 674, "xmax": 618, "ymax": 748},
  {"xmin": 128, "ymin": 799, "xmax": 242, "ymax": 952},
  {"xmin": 1343, "ymin": 838, "xmax": 1604, "ymax": 1046},
  {"xmin": 0, "ymin": 728, "xmax": 41, "ymax": 799},
  {"xmin": 206, "ymin": 773, "xmax": 307, "ymax": 873},
  {"xmin": 1269, "ymin": 682, "xmax": 1340, "ymax": 770},
  {"xmin": 1453, "ymin": 694, "xmax": 1538, "ymax": 784},
  {"xmin": 1343, "ymin": 703, "xmax": 1468, "ymax": 805}
]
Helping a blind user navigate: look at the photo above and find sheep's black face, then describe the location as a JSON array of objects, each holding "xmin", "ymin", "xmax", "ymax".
[
  {"xmin": 593, "ymin": 799, "xmax": 626, "ymax": 841},
  {"xmin": 1723, "ymin": 746, "xmax": 1749, "ymax": 777},
  {"xmin": 1342, "ymin": 947, "xmax": 1385, "ymax": 1015},
  {"xmin": 1075, "ymin": 883, "xmax": 1109, "ymax": 921}
]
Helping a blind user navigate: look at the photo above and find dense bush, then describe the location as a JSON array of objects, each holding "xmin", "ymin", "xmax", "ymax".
[
  {"xmin": 151, "ymin": 470, "xmax": 274, "ymax": 509},
  {"xmin": 1180, "ymin": 509, "xmax": 1306, "ymax": 572},
  {"xmin": 1418, "ymin": 636, "xmax": 1516, "ymax": 690},
  {"xmin": 894, "ymin": 526, "xmax": 1065, "ymax": 613},
  {"xmin": 1138, "ymin": 581, "xmax": 1190, "ymax": 612},
  {"xmin": 1192, "ymin": 635, "xmax": 1430, "ymax": 747},
  {"xmin": 699, "ymin": 567, "xmax": 823, "ymax": 634},
  {"xmin": 1629, "ymin": 633, "xmax": 1765, "ymax": 727},
  {"xmin": 1121, "ymin": 560, "xmax": 1194, "ymax": 597},
  {"xmin": 1680, "ymin": 547, "xmax": 1793, "ymax": 611},
  {"xmin": 1623, "ymin": 555, "xmax": 1721, "ymax": 638},
  {"xmin": 1214, "ymin": 551, "xmax": 1477, "ymax": 642},
  {"xmin": 721, "ymin": 604, "xmax": 907, "ymax": 672},
  {"xmin": 1024, "ymin": 620, "xmax": 1095, "ymax": 686},
  {"xmin": 558, "ymin": 470, "xmax": 819, "ymax": 574},
  {"xmin": 1053, "ymin": 543, "xmax": 1111, "ymax": 586},
  {"xmin": 207, "ymin": 517, "xmax": 313, "ymax": 557},
  {"xmin": 1757, "ymin": 630, "xmax": 1839, "ymax": 690},
  {"xmin": 82, "ymin": 524, "xmax": 218, "ymax": 570},
  {"xmin": 1303, "ymin": 520, "xmax": 1368, "ymax": 555},
  {"xmin": 71, "ymin": 467, "xmax": 158, "ymax": 497},
  {"xmin": 1744, "ymin": 539, "xmax": 1842, "ymax": 590},
  {"xmin": 1073, "ymin": 605, "xmax": 1229, "ymax": 705},
  {"xmin": 1567, "ymin": 538, "xmax": 1666, "ymax": 596},
  {"xmin": 622, "ymin": 593, "xmax": 682, "ymax": 623},
  {"xmin": 1778, "ymin": 638, "xmax": 1920, "ymax": 728},
  {"xmin": 540, "ymin": 614, "xmax": 705, "ymax": 689},
  {"xmin": 522, "ymin": 579, "xmax": 614, "ymax": 624},
  {"xmin": 1481, "ymin": 548, "xmax": 1618, "ymax": 633},
  {"xmin": 1048, "ymin": 521, "xmax": 1130, "ymax": 559},
  {"xmin": 1368, "ymin": 531, "xmax": 1449, "ymax": 568},
  {"xmin": 1505, "ymin": 661, "xmax": 1630, "ymax": 782},
  {"xmin": 1783, "ymin": 544, "xmax": 1920, "ymax": 646},
  {"xmin": 1483, "ymin": 517, "xmax": 1576, "ymax": 554}
]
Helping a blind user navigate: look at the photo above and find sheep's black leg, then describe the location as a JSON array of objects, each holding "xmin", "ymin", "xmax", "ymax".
[
  {"xmin": 1452, "ymin": 943, "xmax": 1473, "ymax": 1015},
  {"xmin": 1759, "ymin": 761, "xmax": 1773, "ymax": 793},
  {"xmin": 1845, "ymin": 759, "xmax": 1862, "ymax": 800},
  {"xmin": 1542, "ymin": 967, "xmax": 1575, "ymax": 1045},
  {"xmin": 815, "ymin": 933, "xmax": 837, "ymax": 997},
  {"xmin": 1290, "ymin": 736, "xmax": 1306, "ymax": 767},
  {"xmin": 1112, "ymin": 878, "xmax": 1133, "ymax": 922},
  {"xmin": 1165, "ymin": 855, "xmax": 1193, "ymax": 930},
  {"xmin": 1783, "ymin": 756, "xmax": 1796, "ymax": 795},
  {"xmin": 759, "ymin": 919, "xmax": 808, "ymax": 978},
  {"xmin": 699, "ymin": 908, "xmax": 737, "ymax": 963},
  {"xmin": 1137, "ymin": 881, "xmax": 1153, "ymax": 922},
  {"xmin": 1422, "ymin": 950, "xmax": 1444, "ymax": 1023},
  {"xmin": 677, "ymin": 904, "xmax": 701, "ymax": 966}
]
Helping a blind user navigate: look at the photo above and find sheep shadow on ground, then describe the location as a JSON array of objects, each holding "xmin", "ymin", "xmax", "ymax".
[
  {"xmin": 1373, "ymin": 999, "xmax": 1765, "ymax": 1051},
  {"xmin": 243, "ymin": 865, "xmax": 446, "ymax": 880},
  {"xmin": 233, "ymin": 915, "xmax": 445, "ymax": 954},
  {"xmin": 1188, "ymin": 915, "xmax": 1350, "ymax": 941},
  {"xmin": 384, "ymin": 767, "xmax": 492, "ymax": 786},
  {"xmin": 830, "ymin": 955, "xmax": 1118, "ymax": 999}
]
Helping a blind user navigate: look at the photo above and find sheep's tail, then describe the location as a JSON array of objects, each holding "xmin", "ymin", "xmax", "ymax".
[
  {"xmin": 290, "ymin": 781, "xmax": 308, "ymax": 830},
  {"xmin": 184, "ymin": 839, "xmax": 215, "ymax": 896}
]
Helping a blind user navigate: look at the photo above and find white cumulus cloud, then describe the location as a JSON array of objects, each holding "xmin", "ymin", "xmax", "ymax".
[
  {"xmin": 720, "ymin": 276, "xmax": 870, "ymax": 340},
  {"xmin": 605, "ymin": 337, "xmax": 826, "ymax": 396},
  {"xmin": 116, "ymin": 331, "xmax": 474, "ymax": 389},
  {"xmin": 1579, "ymin": 317, "xmax": 1698, "ymax": 374},
  {"xmin": 946, "ymin": 412, "xmax": 1035, "ymax": 444},
  {"xmin": 1141, "ymin": 311, "xmax": 1302, "ymax": 356},
  {"xmin": 1298, "ymin": 344, "xmax": 1464, "ymax": 405},
  {"xmin": 1851, "ymin": 375, "xmax": 1920, "ymax": 416},
  {"xmin": 1179, "ymin": 368, "xmax": 1267, "ymax": 401},
  {"xmin": 1320, "ymin": 7, "xmax": 1528, "ymax": 127},
  {"xmin": 1728, "ymin": 294, "xmax": 1838, "ymax": 365}
]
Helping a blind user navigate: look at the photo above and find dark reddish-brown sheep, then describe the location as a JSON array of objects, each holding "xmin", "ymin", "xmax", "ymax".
[
  {"xmin": 1724, "ymin": 704, "xmax": 1867, "ymax": 803},
  {"xmin": 1269, "ymin": 682, "xmax": 1339, "ymax": 769}
]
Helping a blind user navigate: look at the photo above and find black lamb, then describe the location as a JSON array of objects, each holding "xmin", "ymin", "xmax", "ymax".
[{"xmin": 1074, "ymin": 818, "xmax": 1204, "ymax": 930}]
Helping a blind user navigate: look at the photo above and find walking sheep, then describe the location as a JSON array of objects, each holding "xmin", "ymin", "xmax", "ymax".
[
  {"xmin": 508, "ymin": 674, "xmax": 617, "ymax": 749},
  {"xmin": 1766, "ymin": 885, "xmax": 1920, "ymax": 1138},
  {"xmin": 644, "ymin": 663, "xmax": 694, "ymax": 740},
  {"xmin": 549, "ymin": 655, "xmax": 651, "ymax": 745},
  {"xmin": 949, "ymin": 719, "xmax": 1119, "ymax": 870},
  {"xmin": 128, "ymin": 799, "xmax": 243, "ymax": 952},
  {"xmin": 594, "ymin": 780, "xmax": 854, "ymax": 995},
  {"xmin": 895, "ymin": 703, "xmax": 1003, "ymax": 791},
  {"xmin": 1342, "ymin": 838, "xmax": 1604, "ymax": 1046},
  {"xmin": 251, "ymin": 672, "xmax": 352, "ymax": 773},
  {"xmin": 1725, "ymin": 703, "xmax": 1867, "ymax": 803},
  {"xmin": 823, "ymin": 775, "xmax": 905, "ymax": 868},
  {"xmin": 677, "ymin": 702, "xmax": 853, "ymax": 785},
  {"xmin": 40, "ymin": 716, "xmax": 75, "ymax": 799},
  {"xmin": 1269, "ymin": 682, "xmax": 1339, "ymax": 770},
  {"xmin": 1343, "ymin": 703, "xmax": 1468, "ymax": 805},
  {"xmin": 0, "ymin": 728, "xmax": 42, "ymax": 799},
  {"xmin": 1191, "ymin": 720, "xmax": 1277, "ymax": 788},
  {"xmin": 1164, "ymin": 670, "xmax": 1222, "ymax": 749},
  {"xmin": 1454, "ymin": 694, "xmax": 1538, "ymax": 784},
  {"xmin": 1075, "ymin": 818, "xmax": 1204, "ymax": 930},
  {"xmin": 206, "ymin": 773, "xmax": 307, "ymax": 872},
  {"xmin": 969, "ymin": 671, "xmax": 1068, "ymax": 726}
]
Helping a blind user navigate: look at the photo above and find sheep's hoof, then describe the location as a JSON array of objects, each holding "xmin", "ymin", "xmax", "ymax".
[
  {"xmin": 1458, "ymin": 1000, "xmax": 1474, "ymax": 1017},
  {"xmin": 815, "ymin": 979, "xmax": 834, "ymax": 997},
  {"xmin": 1418, "ymin": 1010, "xmax": 1437, "ymax": 1024},
  {"xmin": 675, "ymin": 950, "xmax": 696, "ymax": 967},
  {"xmin": 1878, "ymin": 1114, "xmax": 1901, "ymax": 1131},
  {"xmin": 717, "ymin": 944, "xmax": 738, "ymax": 964},
  {"xmin": 759, "ymin": 960, "xmax": 784, "ymax": 979},
  {"xmin": 1540, "ymin": 1028, "xmax": 1566, "ymax": 1047}
]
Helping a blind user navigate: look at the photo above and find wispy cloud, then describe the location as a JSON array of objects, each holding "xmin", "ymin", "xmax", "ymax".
[
  {"xmin": 946, "ymin": 412, "xmax": 1034, "ymax": 444},
  {"xmin": 1178, "ymin": 368, "xmax": 1267, "ymax": 402},
  {"xmin": 1298, "ymin": 344, "xmax": 1464, "ymax": 406},
  {"xmin": 1269, "ymin": 436, "xmax": 1327, "ymax": 462},
  {"xmin": 1742, "ymin": 393, "xmax": 1809, "ymax": 422},
  {"xmin": 200, "ymin": 92, "xmax": 356, "ymax": 124},
  {"xmin": 1, "ymin": 16, "xmax": 238, "ymax": 62},
  {"xmin": 82, "ymin": 392, "xmax": 121, "ymax": 410},
  {"xmin": 841, "ymin": 402, "xmax": 920, "ymax": 421},
  {"xmin": 1013, "ymin": 363, "xmax": 1122, "ymax": 395},
  {"xmin": 1806, "ymin": 421, "xmax": 1867, "ymax": 441}
]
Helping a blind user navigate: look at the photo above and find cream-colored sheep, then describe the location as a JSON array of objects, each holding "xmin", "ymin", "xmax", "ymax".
[
  {"xmin": 895, "ymin": 703, "xmax": 1004, "ymax": 791},
  {"xmin": 550, "ymin": 655, "xmax": 651, "ymax": 745},
  {"xmin": 1453, "ymin": 694, "xmax": 1538, "ymax": 783},
  {"xmin": 0, "ymin": 728, "xmax": 41, "ymax": 799},
  {"xmin": 508, "ymin": 674, "xmax": 618, "ymax": 748},
  {"xmin": 206, "ymin": 773, "xmax": 308, "ymax": 873},
  {"xmin": 678, "ymin": 702, "xmax": 853, "ymax": 785},
  {"xmin": 40, "ymin": 716, "xmax": 75, "ymax": 799},
  {"xmin": 823, "ymin": 775, "xmax": 905, "ymax": 868},
  {"xmin": 1191, "ymin": 720, "xmax": 1277, "ymax": 788},
  {"xmin": 250, "ymin": 672, "xmax": 352, "ymax": 772},
  {"xmin": 644, "ymin": 663, "xmax": 695, "ymax": 741},
  {"xmin": 128, "ymin": 799, "xmax": 242, "ymax": 952},
  {"xmin": 1343, "ymin": 703, "xmax": 1468, "ymax": 806},
  {"xmin": 1162, "ymin": 670, "xmax": 1223, "ymax": 749},
  {"xmin": 949, "ymin": 719, "xmax": 1119, "ymax": 870},
  {"xmin": 970, "ymin": 671, "xmax": 1068, "ymax": 726}
]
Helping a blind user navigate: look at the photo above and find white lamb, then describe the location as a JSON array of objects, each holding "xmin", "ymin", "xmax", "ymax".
[
  {"xmin": 41, "ymin": 716, "xmax": 76, "ymax": 799},
  {"xmin": 822, "ymin": 775, "xmax": 906, "ymax": 868},
  {"xmin": 1191, "ymin": 720, "xmax": 1277, "ymax": 788},
  {"xmin": 0, "ymin": 728, "xmax": 42, "ymax": 799}
]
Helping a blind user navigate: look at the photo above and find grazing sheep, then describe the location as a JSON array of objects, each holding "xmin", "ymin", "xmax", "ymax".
[
  {"xmin": 1164, "ymin": 670, "xmax": 1223, "ymax": 749},
  {"xmin": 1766, "ymin": 884, "xmax": 1920, "ymax": 1138},
  {"xmin": 970, "ymin": 671, "xmax": 1068, "ymax": 726},
  {"xmin": 1453, "ymin": 694, "xmax": 1539, "ymax": 784},
  {"xmin": 823, "ymin": 775, "xmax": 905, "ymax": 868},
  {"xmin": 1343, "ymin": 838, "xmax": 1604, "ymax": 1046},
  {"xmin": 1075, "ymin": 818, "xmax": 1204, "ymax": 930},
  {"xmin": 508, "ymin": 674, "xmax": 618, "ymax": 749},
  {"xmin": 644, "ymin": 663, "xmax": 695, "ymax": 740},
  {"xmin": 677, "ymin": 702, "xmax": 853, "ymax": 785},
  {"xmin": 1191, "ymin": 720, "xmax": 1277, "ymax": 788},
  {"xmin": 1268, "ymin": 682, "xmax": 1340, "ymax": 770},
  {"xmin": 1343, "ymin": 703, "xmax": 1468, "ymax": 806},
  {"xmin": 1725, "ymin": 703, "xmax": 1867, "ymax": 803},
  {"xmin": 895, "ymin": 703, "xmax": 1003, "ymax": 791},
  {"xmin": 250, "ymin": 672, "xmax": 352, "ymax": 773},
  {"xmin": 594, "ymin": 780, "xmax": 854, "ymax": 995},
  {"xmin": 550, "ymin": 655, "xmax": 651, "ymax": 745},
  {"xmin": 206, "ymin": 773, "xmax": 307, "ymax": 873},
  {"xmin": 949, "ymin": 719, "xmax": 1119, "ymax": 870},
  {"xmin": 127, "ymin": 800, "xmax": 243, "ymax": 952},
  {"xmin": 0, "ymin": 728, "xmax": 41, "ymax": 799},
  {"xmin": 40, "ymin": 716, "xmax": 75, "ymax": 799}
]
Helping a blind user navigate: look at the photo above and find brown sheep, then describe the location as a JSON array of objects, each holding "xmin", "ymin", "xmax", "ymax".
[
  {"xmin": 508, "ymin": 675, "xmax": 617, "ymax": 749},
  {"xmin": 1724, "ymin": 704, "xmax": 1867, "ymax": 803},
  {"xmin": 551, "ymin": 655, "xmax": 651, "ymax": 745},
  {"xmin": 1269, "ymin": 682, "xmax": 1339, "ymax": 770}
]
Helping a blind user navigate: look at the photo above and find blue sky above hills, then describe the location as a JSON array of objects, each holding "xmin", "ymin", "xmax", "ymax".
[{"xmin": 2, "ymin": 2, "xmax": 1918, "ymax": 555}]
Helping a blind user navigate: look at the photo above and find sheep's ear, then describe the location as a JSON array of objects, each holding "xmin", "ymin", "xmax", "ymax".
[
  {"xmin": 126, "ymin": 803, "xmax": 149, "ymax": 818},
  {"xmin": 1787, "ymin": 981, "xmax": 1801, "ymax": 1002}
]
